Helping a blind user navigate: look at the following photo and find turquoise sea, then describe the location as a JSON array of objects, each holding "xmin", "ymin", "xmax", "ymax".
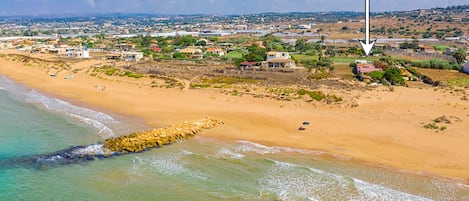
[{"xmin": 0, "ymin": 75, "xmax": 468, "ymax": 201}]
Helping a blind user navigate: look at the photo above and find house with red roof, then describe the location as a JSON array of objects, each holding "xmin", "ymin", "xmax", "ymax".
[
  {"xmin": 357, "ymin": 63, "xmax": 381, "ymax": 74},
  {"xmin": 150, "ymin": 47, "xmax": 162, "ymax": 53}
]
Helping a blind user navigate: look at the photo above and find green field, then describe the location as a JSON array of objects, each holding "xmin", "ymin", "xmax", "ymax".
[
  {"xmin": 291, "ymin": 54, "xmax": 319, "ymax": 62},
  {"xmin": 447, "ymin": 78, "xmax": 469, "ymax": 87},
  {"xmin": 292, "ymin": 54, "xmax": 381, "ymax": 64},
  {"xmin": 329, "ymin": 57, "xmax": 381, "ymax": 63},
  {"xmin": 432, "ymin": 45, "xmax": 450, "ymax": 51}
]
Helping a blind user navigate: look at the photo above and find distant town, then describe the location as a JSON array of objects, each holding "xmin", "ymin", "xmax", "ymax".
[{"xmin": 1, "ymin": 5, "xmax": 468, "ymax": 86}]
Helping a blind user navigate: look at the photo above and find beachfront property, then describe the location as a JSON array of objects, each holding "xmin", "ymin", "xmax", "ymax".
[
  {"xmin": 65, "ymin": 47, "xmax": 90, "ymax": 59},
  {"xmin": 265, "ymin": 51, "xmax": 296, "ymax": 68}
]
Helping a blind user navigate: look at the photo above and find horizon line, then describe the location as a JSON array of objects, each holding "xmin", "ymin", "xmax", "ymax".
[{"xmin": 0, "ymin": 4, "xmax": 467, "ymax": 19}]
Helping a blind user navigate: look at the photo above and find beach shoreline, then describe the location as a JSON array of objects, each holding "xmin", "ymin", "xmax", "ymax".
[{"xmin": 1, "ymin": 52, "xmax": 469, "ymax": 184}]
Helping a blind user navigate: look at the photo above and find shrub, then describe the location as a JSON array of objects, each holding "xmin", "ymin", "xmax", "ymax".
[
  {"xmin": 297, "ymin": 89, "xmax": 326, "ymax": 101},
  {"xmin": 309, "ymin": 91, "xmax": 326, "ymax": 101},
  {"xmin": 368, "ymin": 71, "xmax": 385, "ymax": 81},
  {"xmin": 384, "ymin": 68, "xmax": 406, "ymax": 86},
  {"xmin": 423, "ymin": 123, "xmax": 438, "ymax": 129}
]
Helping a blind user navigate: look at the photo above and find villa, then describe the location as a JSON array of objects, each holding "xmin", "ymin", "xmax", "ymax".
[{"xmin": 265, "ymin": 51, "xmax": 296, "ymax": 68}]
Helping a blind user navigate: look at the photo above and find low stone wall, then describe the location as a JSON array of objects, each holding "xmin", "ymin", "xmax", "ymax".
[{"xmin": 103, "ymin": 117, "xmax": 223, "ymax": 153}]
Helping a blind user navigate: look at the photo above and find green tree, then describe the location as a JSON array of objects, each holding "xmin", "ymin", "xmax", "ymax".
[
  {"xmin": 246, "ymin": 45, "xmax": 266, "ymax": 62},
  {"xmin": 195, "ymin": 40, "xmax": 207, "ymax": 47},
  {"xmin": 303, "ymin": 60, "xmax": 318, "ymax": 72},
  {"xmin": 295, "ymin": 39, "xmax": 306, "ymax": 52},
  {"xmin": 452, "ymin": 48, "xmax": 467, "ymax": 65}
]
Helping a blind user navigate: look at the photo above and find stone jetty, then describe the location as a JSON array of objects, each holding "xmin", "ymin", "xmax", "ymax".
[
  {"xmin": 103, "ymin": 117, "xmax": 223, "ymax": 154},
  {"xmin": 0, "ymin": 118, "xmax": 223, "ymax": 170}
]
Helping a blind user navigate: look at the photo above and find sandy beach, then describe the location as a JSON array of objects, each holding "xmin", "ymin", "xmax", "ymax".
[{"xmin": 1, "ymin": 52, "xmax": 469, "ymax": 184}]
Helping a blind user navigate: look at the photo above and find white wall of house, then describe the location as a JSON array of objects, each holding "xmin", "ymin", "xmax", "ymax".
[
  {"xmin": 267, "ymin": 52, "xmax": 291, "ymax": 61},
  {"xmin": 123, "ymin": 52, "xmax": 144, "ymax": 61},
  {"xmin": 65, "ymin": 49, "xmax": 89, "ymax": 59}
]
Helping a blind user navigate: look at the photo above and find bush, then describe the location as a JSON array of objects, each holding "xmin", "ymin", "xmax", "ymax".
[
  {"xmin": 368, "ymin": 71, "xmax": 385, "ymax": 81},
  {"xmin": 308, "ymin": 91, "xmax": 326, "ymax": 101},
  {"xmin": 297, "ymin": 89, "xmax": 326, "ymax": 101},
  {"xmin": 384, "ymin": 68, "xmax": 406, "ymax": 86}
]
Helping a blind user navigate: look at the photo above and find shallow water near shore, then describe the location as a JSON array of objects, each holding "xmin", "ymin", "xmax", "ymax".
[{"xmin": 1, "ymin": 76, "xmax": 469, "ymax": 200}]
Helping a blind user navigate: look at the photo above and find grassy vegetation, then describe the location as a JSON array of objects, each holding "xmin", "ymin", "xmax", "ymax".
[
  {"xmin": 94, "ymin": 66, "xmax": 144, "ymax": 79},
  {"xmin": 307, "ymin": 71, "xmax": 330, "ymax": 80},
  {"xmin": 268, "ymin": 87, "xmax": 297, "ymax": 96},
  {"xmin": 423, "ymin": 123, "xmax": 439, "ymax": 130},
  {"xmin": 447, "ymin": 78, "xmax": 469, "ymax": 87},
  {"xmin": 331, "ymin": 63, "xmax": 355, "ymax": 79},
  {"xmin": 411, "ymin": 59, "xmax": 460, "ymax": 70},
  {"xmin": 119, "ymin": 71, "xmax": 144, "ymax": 79},
  {"xmin": 415, "ymin": 67, "xmax": 469, "ymax": 87},
  {"xmin": 223, "ymin": 51, "xmax": 244, "ymax": 60},
  {"xmin": 292, "ymin": 54, "xmax": 319, "ymax": 63},
  {"xmin": 329, "ymin": 57, "xmax": 380, "ymax": 63},
  {"xmin": 432, "ymin": 45, "xmax": 450, "ymax": 51},
  {"xmin": 297, "ymin": 89, "xmax": 326, "ymax": 101},
  {"xmin": 191, "ymin": 76, "xmax": 258, "ymax": 89}
]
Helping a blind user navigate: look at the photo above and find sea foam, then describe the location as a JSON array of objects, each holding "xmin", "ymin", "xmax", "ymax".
[
  {"xmin": 235, "ymin": 140, "xmax": 325, "ymax": 156},
  {"xmin": 0, "ymin": 76, "xmax": 124, "ymax": 139},
  {"xmin": 25, "ymin": 90, "xmax": 118, "ymax": 139},
  {"xmin": 260, "ymin": 159, "xmax": 432, "ymax": 201}
]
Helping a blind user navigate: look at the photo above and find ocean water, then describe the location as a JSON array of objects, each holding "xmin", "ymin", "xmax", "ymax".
[{"xmin": 0, "ymin": 75, "xmax": 468, "ymax": 201}]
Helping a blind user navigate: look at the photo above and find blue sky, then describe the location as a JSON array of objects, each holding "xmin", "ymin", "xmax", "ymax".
[{"xmin": 1, "ymin": 0, "xmax": 468, "ymax": 16}]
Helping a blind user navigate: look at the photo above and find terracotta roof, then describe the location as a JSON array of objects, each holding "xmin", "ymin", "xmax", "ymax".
[
  {"xmin": 240, "ymin": 61, "xmax": 258, "ymax": 66},
  {"xmin": 150, "ymin": 47, "xmax": 161, "ymax": 52},
  {"xmin": 357, "ymin": 63, "xmax": 381, "ymax": 73}
]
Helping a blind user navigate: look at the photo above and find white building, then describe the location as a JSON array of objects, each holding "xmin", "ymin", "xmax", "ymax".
[
  {"xmin": 65, "ymin": 47, "xmax": 90, "ymax": 59},
  {"xmin": 267, "ymin": 51, "xmax": 291, "ymax": 61},
  {"xmin": 266, "ymin": 51, "xmax": 295, "ymax": 68},
  {"xmin": 298, "ymin": 24, "xmax": 312, "ymax": 29},
  {"xmin": 122, "ymin": 51, "xmax": 144, "ymax": 61}
]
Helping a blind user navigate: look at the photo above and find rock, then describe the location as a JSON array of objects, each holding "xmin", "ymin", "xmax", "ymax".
[{"xmin": 103, "ymin": 118, "xmax": 222, "ymax": 153}]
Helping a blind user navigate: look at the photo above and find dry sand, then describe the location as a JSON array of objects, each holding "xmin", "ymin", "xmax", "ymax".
[{"xmin": 1, "ymin": 52, "xmax": 469, "ymax": 183}]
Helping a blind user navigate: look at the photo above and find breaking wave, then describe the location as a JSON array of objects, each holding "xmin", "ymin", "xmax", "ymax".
[
  {"xmin": 0, "ymin": 75, "xmax": 125, "ymax": 139},
  {"xmin": 235, "ymin": 140, "xmax": 326, "ymax": 156},
  {"xmin": 260, "ymin": 160, "xmax": 432, "ymax": 201},
  {"xmin": 132, "ymin": 151, "xmax": 208, "ymax": 180}
]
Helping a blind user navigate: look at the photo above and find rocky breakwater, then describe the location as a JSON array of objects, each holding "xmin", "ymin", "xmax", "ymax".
[
  {"xmin": 0, "ymin": 118, "xmax": 223, "ymax": 170},
  {"xmin": 104, "ymin": 117, "xmax": 223, "ymax": 154}
]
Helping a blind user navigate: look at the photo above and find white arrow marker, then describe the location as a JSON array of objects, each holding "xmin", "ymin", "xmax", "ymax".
[{"xmin": 359, "ymin": 0, "xmax": 376, "ymax": 56}]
